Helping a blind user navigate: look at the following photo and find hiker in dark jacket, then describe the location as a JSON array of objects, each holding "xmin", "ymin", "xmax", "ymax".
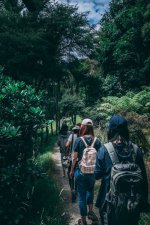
[
  {"xmin": 94, "ymin": 114, "xmax": 148, "ymax": 225},
  {"xmin": 66, "ymin": 125, "xmax": 80, "ymax": 202},
  {"xmin": 57, "ymin": 122, "xmax": 69, "ymax": 177}
]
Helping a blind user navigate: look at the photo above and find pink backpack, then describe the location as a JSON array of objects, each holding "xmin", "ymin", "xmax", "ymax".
[{"xmin": 79, "ymin": 137, "xmax": 97, "ymax": 174}]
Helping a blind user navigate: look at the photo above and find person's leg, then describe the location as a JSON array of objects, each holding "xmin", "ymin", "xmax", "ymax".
[
  {"xmin": 61, "ymin": 153, "xmax": 65, "ymax": 177},
  {"xmin": 74, "ymin": 170, "xmax": 78, "ymax": 199},
  {"xmin": 86, "ymin": 175, "xmax": 98, "ymax": 222},
  {"xmin": 67, "ymin": 161, "xmax": 76, "ymax": 202},
  {"xmin": 75, "ymin": 170, "xmax": 87, "ymax": 224},
  {"xmin": 67, "ymin": 161, "xmax": 73, "ymax": 188},
  {"xmin": 99, "ymin": 203, "xmax": 109, "ymax": 225},
  {"xmin": 86, "ymin": 189, "xmax": 94, "ymax": 211},
  {"xmin": 99, "ymin": 202, "xmax": 112, "ymax": 225},
  {"xmin": 78, "ymin": 177, "xmax": 87, "ymax": 216},
  {"xmin": 100, "ymin": 210, "xmax": 108, "ymax": 225},
  {"xmin": 75, "ymin": 176, "xmax": 77, "ymax": 192}
]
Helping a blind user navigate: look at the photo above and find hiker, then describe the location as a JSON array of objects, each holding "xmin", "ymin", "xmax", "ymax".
[
  {"xmin": 57, "ymin": 122, "xmax": 69, "ymax": 177},
  {"xmin": 66, "ymin": 125, "xmax": 80, "ymax": 202},
  {"xmin": 94, "ymin": 114, "xmax": 149, "ymax": 225},
  {"xmin": 70, "ymin": 118, "xmax": 101, "ymax": 225}
]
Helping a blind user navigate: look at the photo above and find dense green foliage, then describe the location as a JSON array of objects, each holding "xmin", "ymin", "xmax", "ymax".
[
  {"xmin": 97, "ymin": 87, "xmax": 150, "ymax": 119},
  {"xmin": 0, "ymin": 0, "xmax": 96, "ymax": 130},
  {"xmin": 0, "ymin": 0, "xmax": 150, "ymax": 224},
  {"xmin": 94, "ymin": 0, "xmax": 150, "ymax": 96},
  {"xmin": 82, "ymin": 88, "xmax": 150, "ymax": 152},
  {"xmin": 0, "ymin": 68, "xmax": 66, "ymax": 225},
  {"xmin": 0, "ymin": 67, "xmax": 54, "ymax": 225},
  {"xmin": 0, "ymin": 67, "xmax": 46, "ymax": 162},
  {"xmin": 59, "ymin": 91, "xmax": 85, "ymax": 124},
  {"xmin": 0, "ymin": 0, "xmax": 93, "ymax": 84},
  {"xmin": 59, "ymin": 0, "xmax": 150, "ymax": 109},
  {"xmin": 82, "ymin": 87, "xmax": 150, "ymax": 124}
]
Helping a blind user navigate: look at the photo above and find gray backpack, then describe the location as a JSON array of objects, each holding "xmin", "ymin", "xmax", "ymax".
[{"xmin": 104, "ymin": 142, "xmax": 143, "ymax": 225}]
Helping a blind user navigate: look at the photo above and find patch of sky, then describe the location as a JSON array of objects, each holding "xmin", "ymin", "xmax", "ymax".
[{"xmin": 57, "ymin": 0, "xmax": 110, "ymax": 24}]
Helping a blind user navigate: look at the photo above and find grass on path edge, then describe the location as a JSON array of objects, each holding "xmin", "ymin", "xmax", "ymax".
[{"xmin": 31, "ymin": 135, "xmax": 68, "ymax": 225}]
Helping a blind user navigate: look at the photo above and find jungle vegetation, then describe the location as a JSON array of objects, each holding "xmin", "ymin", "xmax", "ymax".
[{"xmin": 0, "ymin": 0, "xmax": 150, "ymax": 225}]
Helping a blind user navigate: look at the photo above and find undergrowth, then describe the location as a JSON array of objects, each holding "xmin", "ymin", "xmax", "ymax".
[{"xmin": 30, "ymin": 135, "xmax": 68, "ymax": 225}]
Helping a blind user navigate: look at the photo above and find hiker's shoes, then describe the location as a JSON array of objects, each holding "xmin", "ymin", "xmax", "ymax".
[
  {"xmin": 88, "ymin": 211, "xmax": 98, "ymax": 222},
  {"xmin": 78, "ymin": 219, "xmax": 87, "ymax": 225},
  {"xmin": 78, "ymin": 213, "xmax": 99, "ymax": 225},
  {"xmin": 71, "ymin": 190, "xmax": 77, "ymax": 203}
]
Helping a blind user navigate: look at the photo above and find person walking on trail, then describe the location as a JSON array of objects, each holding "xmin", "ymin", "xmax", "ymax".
[
  {"xmin": 66, "ymin": 125, "xmax": 80, "ymax": 203},
  {"xmin": 70, "ymin": 118, "xmax": 101, "ymax": 225},
  {"xmin": 94, "ymin": 114, "xmax": 149, "ymax": 225},
  {"xmin": 57, "ymin": 122, "xmax": 69, "ymax": 177}
]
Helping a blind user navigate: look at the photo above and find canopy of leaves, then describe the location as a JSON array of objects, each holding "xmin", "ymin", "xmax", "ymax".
[
  {"xmin": 59, "ymin": 92, "xmax": 85, "ymax": 118},
  {"xmin": 95, "ymin": 0, "xmax": 150, "ymax": 95},
  {"xmin": 0, "ymin": 1, "xmax": 94, "ymax": 85}
]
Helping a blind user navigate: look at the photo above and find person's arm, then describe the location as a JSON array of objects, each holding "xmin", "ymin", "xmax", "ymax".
[
  {"xmin": 70, "ymin": 152, "xmax": 78, "ymax": 178},
  {"xmin": 95, "ymin": 138, "xmax": 101, "ymax": 151},
  {"xmin": 66, "ymin": 139, "xmax": 72, "ymax": 148},
  {"xmin": 66, "ymin": 134, "xmax": 73, "ymax": 148},
  {"xmin": 69, "ymin": 137, "xmax": 79, "ymax": 177},
  {"xmin": 65, "ymin": 134, "xmax": 73, "ymax": 157},
  {"xmin": 94, "ymin": 147, "xmax": 105, "ymax": 180}
]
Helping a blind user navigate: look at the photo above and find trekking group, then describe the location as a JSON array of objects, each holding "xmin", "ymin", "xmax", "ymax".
[{"xmin": 57, "ymin": 115, "xmax": 149, "ymax": 225}]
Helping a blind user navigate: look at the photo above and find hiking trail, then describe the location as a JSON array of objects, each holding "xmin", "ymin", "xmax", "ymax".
[{"xmin": 52, "ymin": 144, "xmax": 100, "ymax": 225}]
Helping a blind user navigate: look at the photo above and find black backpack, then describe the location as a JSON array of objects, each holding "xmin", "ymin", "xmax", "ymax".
[
  {"xmin": 58, "ymin": 134, "xmax": 68, "ymax": 153},
  {"xmin": 104, "ymin": 142, "xmax": 143, "ymax": 225}
]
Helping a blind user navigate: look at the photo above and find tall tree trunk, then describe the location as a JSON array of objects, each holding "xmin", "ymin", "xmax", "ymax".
[
  {"xmin": 74, "ymin": 114, "xmax": 76, "ymax": 125},
  {"xmin": 71, "ymin": 115, "xmax": 74, "ymax": 125},
  {"xmin": 51, "ymin": 123, "xmax": 53, "ymax": 135},
  {"xmin": 40, "ymin": 127, "xmax": 44, "ymax": 145},
  {"xmin": 46, "ymin": 125, "xmax": 49, "ymax": 142}
]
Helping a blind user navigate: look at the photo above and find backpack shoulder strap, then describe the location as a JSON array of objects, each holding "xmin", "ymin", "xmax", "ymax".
[
  {"xmin": 70, "ymin": 133, "xmax": 74, "ymax": 151},
  {"xmin": 80, "ymin": 137, "xmax": 88, "ymax": 148},
  {"xmin": 104, "ymin": 142, "xmax": 119, "ymax": 165},
  {"xmin": 130, "ymin": 142, "xmax": 138, "ymax": 162},
  {"xmin": 91, "ymin": 137, "xmax": 97, "ymax": 148}
]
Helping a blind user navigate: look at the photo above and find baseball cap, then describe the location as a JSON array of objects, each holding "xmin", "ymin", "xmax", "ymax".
[
  {"xmin": 72, "ymin": 125, "xmax": 80, "ymax": 130},
  {"xmin": 81, "ymin": 118, "xmax": 93, "ymax": 126},
  {"xmin": 109, "ymin": 115, "xmax": 128, "ymax": 130}
]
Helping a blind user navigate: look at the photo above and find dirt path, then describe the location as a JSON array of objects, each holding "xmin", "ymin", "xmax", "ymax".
[{"xmin": 52, "ymin": 144, "xmax": 100, "ymax": 225}]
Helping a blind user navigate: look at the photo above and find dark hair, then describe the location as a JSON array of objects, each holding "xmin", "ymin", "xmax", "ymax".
[
  {"xmin": 107, "ymin": 125, "xmax": 129, "ymax": 141},
  {"xmin": 80, "ymin": 124, "xmax": 94, "ymax": 137},
  {"xmin": 59, "ymin": 124, "xmax": 68, "ymax": 135},
  {"xmin": 73, "ymin": 129, "xmax": 80, "ymax": 135},
  {"xmin": 107, "ymin": 114, "xmax": 129, "ymax": 141}
]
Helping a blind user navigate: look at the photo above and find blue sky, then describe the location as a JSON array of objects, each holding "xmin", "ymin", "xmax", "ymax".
[{"xmin": 57, "ymin": 0, "xmax": 110, "ymax": 24}]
